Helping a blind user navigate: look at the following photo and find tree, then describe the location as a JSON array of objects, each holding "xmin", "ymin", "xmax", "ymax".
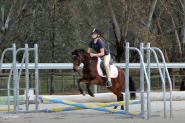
[
  {"xmin": 179, "ymin": 0, "xmax": 185, "ymax": 90},
  {"xmin": 0, "ymin": 0, "xmax": 36, "ymax": 62},
  {"xmin": 107, "ymin": 0, "xmax": 157, "ymax": 63}
]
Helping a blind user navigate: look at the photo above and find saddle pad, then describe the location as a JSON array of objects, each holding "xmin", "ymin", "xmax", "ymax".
[{"xmin": 96, "ymin": 57, "xmax": 118, "ymax": 78}]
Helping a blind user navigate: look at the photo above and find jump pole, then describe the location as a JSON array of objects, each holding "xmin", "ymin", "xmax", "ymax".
[
  {"xmin": 0, "ymin": 107, "xmax": 22, "ymax": 111},
  {"xmin": 38, "ymin": 95, "xmax": 141, "ymax": 116},
  {"xmin": 43, "ymin": 99, "xmax": 140, "ymax": 113}
]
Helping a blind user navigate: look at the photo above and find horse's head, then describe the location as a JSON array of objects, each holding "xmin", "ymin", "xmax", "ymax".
[{"xmin": 71, "ymin": 49, "xmax": 89, "ymax": 72}]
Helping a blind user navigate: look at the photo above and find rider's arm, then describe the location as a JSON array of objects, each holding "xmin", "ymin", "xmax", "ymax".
[
  {"xmin": 92, "ymin": 48, "xmax": 104, "ymax": 57},
  {"xmin": 87, "ymin": 48, "xmax": 92, "ymax": 53}
]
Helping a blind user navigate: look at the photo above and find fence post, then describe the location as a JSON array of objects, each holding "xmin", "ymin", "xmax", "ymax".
[
  {"xmin": 13, "ymin": 43, "xmax": 19, "ymax": 112},
  {"xmin": 34, "ymin": 44, "xmax": 39, "ymax": 111},
  {"xmin": 173, "ymin": 75, "xmax": 175, "ymax": 90},
  {"xmin": 62, "ymin": 74, "xmax": 64, "ymax": 93},
  {"xmin": 50, "ymin": 75, "xmax": 54, "ymax": 94},
  {"xmin": 25, "ymin": 44, "xmax": 29, "ymax": 111},
  {"xmin": 47, "ymin": 73, "xmax": 49, "ymax": 94},
  {"xmin": 140, "ymin": 43, "xmax": 145, "ymax": 117},
  {"xmin": 125, "ymin": 42, "xmax": 130, "ymax": 116}
]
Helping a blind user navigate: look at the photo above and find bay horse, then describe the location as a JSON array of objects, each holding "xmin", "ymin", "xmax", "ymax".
[{"xmin": 71, "ymin": 49, "xmax": 136, "ymax": 109}]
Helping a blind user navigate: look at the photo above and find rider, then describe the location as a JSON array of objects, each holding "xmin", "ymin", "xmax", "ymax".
[{"xmin": 87, "ymin": 28, "xmax": 112, "ymax": 87}]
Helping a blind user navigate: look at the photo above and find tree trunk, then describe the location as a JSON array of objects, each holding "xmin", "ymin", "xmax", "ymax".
[
  {"xmin": 143, "ymin": 0, "xmax": 157, "ymax": 43},
  {"xmin": 161, "ymin": 1, "xmax": 182, "ymax": 57},
  {"xmin": 146, "ymin": 0, "xmax": 158, "ymax": 29},
  {"xmin": 153, "ymin": 12, "xmax": 174, "ymax": 87},
  {"xmin": 179, "ymin": 0, "xmax": 185, "ymax": 90},
  {"xmin": 50, "ymin": 0, "xmax": 56, "ymax": 95},
  {"xmin": 108, "ymin": 0, "xmax": 121, "ymax": 43},
  {"xmin": 153, "ymin": 13, "xmax": 169, "ymax": 62}
]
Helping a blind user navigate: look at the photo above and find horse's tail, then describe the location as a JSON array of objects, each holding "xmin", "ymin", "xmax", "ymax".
[
  {"xmin": 180, "ymin": 75, "xmax": 185, "ymax": 91},
  {"xmin": 129, "ymin": 75, "xmax": 136, "ymax": 100}
]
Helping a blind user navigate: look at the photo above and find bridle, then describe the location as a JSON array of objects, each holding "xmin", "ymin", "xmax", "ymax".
[
  {"xmin": 72, "ymin": 55, "xmax": 82, "ymax": 66},
  {"xmin": 72, "ymin": 54, "xmax": 92, "ymax": 70}
]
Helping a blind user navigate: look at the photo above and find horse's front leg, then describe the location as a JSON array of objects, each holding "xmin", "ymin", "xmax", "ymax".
[
  {"xmin": 78, "ymin": 78, "xmax": 89, "ymax": 96},
  {"xmin": 77, "ymin": 78, "xmax": 84, "ymax": 95},
  {"xmin": 86, "ymin": 82, "xmax": 94, "ymax": 97},
  {"xmin": 86, "ymin": 79, "xmax": 100, "ymax": 97}
]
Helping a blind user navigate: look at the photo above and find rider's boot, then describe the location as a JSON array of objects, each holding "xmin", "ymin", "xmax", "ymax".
[{"xmin": 106, "ymin": 81, "xmax": 112, "ymax": 87}]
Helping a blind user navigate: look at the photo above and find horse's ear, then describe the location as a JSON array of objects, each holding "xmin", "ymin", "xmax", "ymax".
[
  {"xmin": 71, "ymin": 50, "xmax": 75, "ymax": 55},
  {"xmin": 73, "ymin": 49, "xmax": 79, "ymax": 56}
]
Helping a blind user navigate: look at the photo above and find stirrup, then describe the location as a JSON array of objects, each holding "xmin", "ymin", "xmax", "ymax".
[{"xmin": 106, "ymin": 81, "xmax": 112, "ymax": 87}]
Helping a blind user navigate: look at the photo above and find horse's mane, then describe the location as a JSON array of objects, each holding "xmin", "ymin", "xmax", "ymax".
[
  {"xmin": 72, "ymin": 49, "xmax": 90, "ymax": 57},
  {"xmin": 75, "ymin": 49, "xmax": 87, "ymax": 54}
]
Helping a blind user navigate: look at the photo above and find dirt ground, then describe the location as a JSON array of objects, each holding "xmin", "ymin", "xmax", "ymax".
[{"xmin": 0, "ymin": 101, "xmax": 185, "ymax": 123}]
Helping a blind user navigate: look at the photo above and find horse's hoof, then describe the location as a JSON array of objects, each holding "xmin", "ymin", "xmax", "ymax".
[
  {"xmin": 83, "ymin": 91, "xmax": 85, "ymax": 96},
  {"xmin": 89, "ymin": 93, "xmax": 95, "ymax": 97},
  {"xmin": 114, "ymin": 106, "xmax": 118, "ymax": 109}
]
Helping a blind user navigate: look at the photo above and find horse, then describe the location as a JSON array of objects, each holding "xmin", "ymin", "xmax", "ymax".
[{"xmin": 71, "ymin": 49, "xmax": 136, "ymax": 110}]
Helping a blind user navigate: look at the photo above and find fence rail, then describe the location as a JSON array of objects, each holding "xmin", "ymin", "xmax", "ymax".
[{"xmin": 1, "ymin": 63, "xmax": 185, "ymax": 69}]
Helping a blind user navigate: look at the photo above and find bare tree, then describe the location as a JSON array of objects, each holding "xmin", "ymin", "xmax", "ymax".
[
  {"xmin": 107, "ymin": 0, "xmax": 158, "ymax": 62},
  {"xmin": 107, "ymin": 0, "xmax": 133, "ymax": 62},
  {"xmin": 179, "ymin": 0, "xmax": 185, "ymax": 90},
  {"xmin": 0, "ymin": 0, "xmax": 34, "ymax": 49}
]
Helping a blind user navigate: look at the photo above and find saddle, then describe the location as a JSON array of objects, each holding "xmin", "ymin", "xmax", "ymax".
[{"xmin": 97, "ymin": 57, "xmax": 118, "ymax": 79}]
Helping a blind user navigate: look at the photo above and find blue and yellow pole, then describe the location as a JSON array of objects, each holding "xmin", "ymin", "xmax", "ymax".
[
  {"xmin": 38, "ymin": 95, "xmax": 141, "ymax": 116},
  {"xmin": 0, "ymin": 107, "xmax": 22, "ymax": 111}
]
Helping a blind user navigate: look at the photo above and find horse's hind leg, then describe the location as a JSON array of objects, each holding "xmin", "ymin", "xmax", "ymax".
[
  {"xmin": 114, "ymin": 93, "xmax": 124, "ymax": 110},
  {"xmin": 120, "ymin": 93, "xmax": 124, "ymax": 110},
  {"xmin": 110, "ymin": 88, "xmax": 124, "ymax": 110},
  {"xmin": 106, "ymin": 87, "xmax": 121, "ymax": 109}
]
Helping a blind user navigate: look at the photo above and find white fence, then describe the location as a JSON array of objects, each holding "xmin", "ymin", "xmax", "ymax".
[{"xmin": 1, "ymin": 63, "xmax": 185, "ymax": 69}]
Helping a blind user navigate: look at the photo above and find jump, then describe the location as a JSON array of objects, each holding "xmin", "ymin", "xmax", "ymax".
[{"xmin": 71, "ymin": 49, "xmax": 136, "ymax": 110}]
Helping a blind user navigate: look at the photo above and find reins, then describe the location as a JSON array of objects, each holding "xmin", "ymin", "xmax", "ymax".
[{"xmin": 76, "ymin": 70, "xmax": 83, "ymax": 77}]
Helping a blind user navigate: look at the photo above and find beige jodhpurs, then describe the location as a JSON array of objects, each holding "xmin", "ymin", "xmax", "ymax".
[{"xmin": 103, "ymin": 53, "xmax": 111, "ymax": 81}]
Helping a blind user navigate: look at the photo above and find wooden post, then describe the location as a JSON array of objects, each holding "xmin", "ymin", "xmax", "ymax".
[
  {"xmin": 50, "ymin": 75, "xmax": 54, "ymax": 95},
  {"xmin": 47, "ymin": 73, "xmax": 49, "ymax": 94},
  {"xmin": 50, "ymin": 0, "xmax": 56, "ymax": 95},
  {"xmin": 61, "ymin": 74, "xmax": 64, "ymax": 93}
]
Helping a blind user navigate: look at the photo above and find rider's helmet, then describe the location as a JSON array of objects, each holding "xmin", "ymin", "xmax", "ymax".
[{"xmin": 92, "ymin": 28, "xmax": 101, "ymax": 36}]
